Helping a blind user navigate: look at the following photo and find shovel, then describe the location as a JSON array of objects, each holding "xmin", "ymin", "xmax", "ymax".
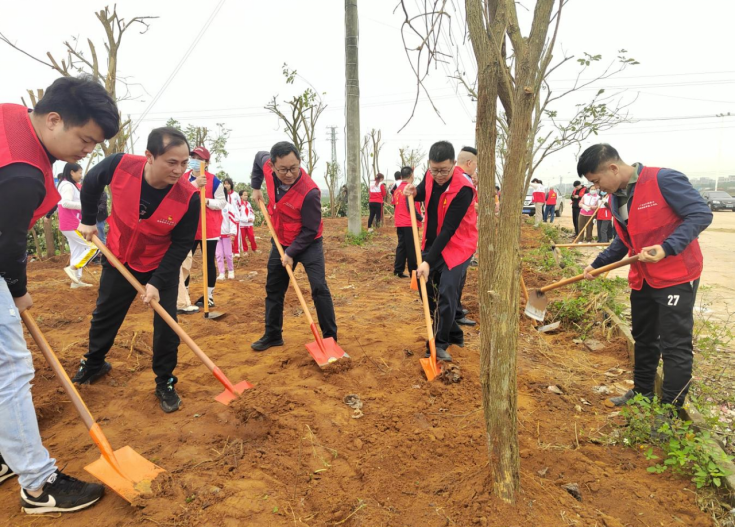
[
  {"xmin": 91, "ymin": 235, "xmax": 252, "ymax": 404},
  {"xmin": 199, "ymin": 161, "xmax": 225, "ymax": 319},
  {"xmin": 554, "ymin": 242, "xmax": 611, "ymax": 249},
  {"xmin": 21, "ymin": 311, "xmax": 165, "ymax": 503},
  {"xmin": 257, "ymin": 199, "xmax": 348, "ymax": 367},
  {"xmin": 525, "ymin": 253, "xmax": 646, "ymax": 321},
  {"xmin": 407, "ymin": 194, "xmax": 442, "ymax": 381}
]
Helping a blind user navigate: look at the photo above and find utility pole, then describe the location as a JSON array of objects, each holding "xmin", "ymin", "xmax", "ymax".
[
  {"xmin": 328, "ymin": 126, "xmax": 338, "ymax": 165},
  {"xmin": 345, "ymin": 0, "xmax": 361, "ymax": 234}
]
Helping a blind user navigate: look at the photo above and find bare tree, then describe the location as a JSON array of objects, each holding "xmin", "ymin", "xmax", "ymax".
[
  {"xmin": 265, "ymin": 63, "xmax": 326, "ymax": 175},
  {"xmin": 399, "ymin": 0, "xmax": 564, "ymax": 503},
  {"xmin": 398, "ymin": 145, "xmax": 426, "ymax": 170},
  {"xmin": 324, "ymin": 161, "xmax": 343, "ymax": 218},
  {"xmin": 166, "ymin": 118, "xmax": 231, "ymax": 164}
]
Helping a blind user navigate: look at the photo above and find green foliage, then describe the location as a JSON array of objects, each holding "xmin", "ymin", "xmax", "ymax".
[
  {"xmin": 620, "ymin": 394, "xmax": 734, "ymax": 490},
  {"xmin": 344, "ymin": 229, "xmax": 374, "ymax": 246}
]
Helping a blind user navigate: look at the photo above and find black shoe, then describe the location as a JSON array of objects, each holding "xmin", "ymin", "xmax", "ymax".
[
  {"xmin": 71, "ymin": 360, "xmax": 111, "ymax": 385},
  {"xmin": 0, "ymin": 456, "xmax": 16, "ymax": 485},
  {"xmin": 194, "ymin": 296, "xmax": 215, "ymax": 308},
  {"xmin": 609, "ymin": 389, "xmax": 636, "ymax": 406},
  {"xmin": 456, "ymin": 317, "xmax": 477, "ymax": 327},
  {"xmin": 251, "ymin": 335, "xmax": 284, "ymax": 352},
  {"xmin": 20, "ymin": 470, "xmax": 104, "ymax": 514},
  {"xmin": 461, "ymin": 308, "xmax": 469, "ymax": 316},
  {"xmin": 449, "ymin": 338, "xmax": 464, "ymax": 348},
  {"xmin": 155, "ymin": 381, "xmax": 181, "ymax": 413},
  {"xmin": 424, "ymin": 347, "xmax": 453, "ymax": 361},
  {"xmin": 394, "ymin": 272, "xmax": 408, "ymax": 278}
]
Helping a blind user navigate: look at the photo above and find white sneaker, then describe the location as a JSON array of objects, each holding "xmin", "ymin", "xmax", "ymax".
[
  {"xmin": 233, "ymin": 254, "xmax": 240, "ymax": 258},
  {"xmin": 227, "ymin": 271, "xmax": 235, "ymax": 279},
  {"xmin": 64, "ymin": 266, "xmax": 82, "ymax": 285},
  {"xmin": 71, "ymin": 282, "xmax": 93, "ymax": 289},
  {"xmin": 216, "ymin": 273, "xmax": 226, "ymax": 281},
  {"xmin": 177, "ymin": 305, "xmax": 199, "ymax": 314}
]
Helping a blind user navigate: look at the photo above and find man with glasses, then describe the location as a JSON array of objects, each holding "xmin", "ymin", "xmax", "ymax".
[
  {"xmin": 404, "ymin": 141, "xmax": 478, "ymax": 361},
  {"xmin": 249, "ymin": 142, "xmax": 338, "ymax": 352}
]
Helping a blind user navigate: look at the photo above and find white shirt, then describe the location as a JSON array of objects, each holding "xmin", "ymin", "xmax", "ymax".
[{"xmin": 58, "ymin": 180, "xmax": 81, "ymax": 210}]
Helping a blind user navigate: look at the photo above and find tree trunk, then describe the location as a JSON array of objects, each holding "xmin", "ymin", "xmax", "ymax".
[
  {"xmin": 30, "ymin": 226, "xmax": 43, "ymax": 260},
  {"xmin": 345, "ymin": 0, "xmax": 361, "ymax": 234},
  {"xmin": 43, "ymin": 217, "xmax": 56, "ymax": 258}
]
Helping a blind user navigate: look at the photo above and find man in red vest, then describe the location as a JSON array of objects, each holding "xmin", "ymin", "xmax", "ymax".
[
  {"xmin": 367, "ymin": 173, "xmax": 387, "ymax": 231},
  {"xmin": 73, "ymin": 127, "xmax": 200, "ymax": 416},
  {"xmin": 404, "ymin": 141, "xmax": 478, "ymax": 361},
  {"xmin": 0, "ymin": 77, "xmax": 118, "ymax": 513},
  {"xmin": 543, "ymin": 187, "xmax": 558, "ymax": 223},
  {"xmin": 392, "ymin": 166, "xmax": 423, "ymax": 278},
  {"xmin": 250, "ymin": 142, "xmax": 337, "ymax": 352},
  {"xmin": 184, "ymin": 146, "xmax": 226, "ymax": 308},
  {"xmin": 579, "ymin": 144, "xmax": 712, "ymax": 409}
]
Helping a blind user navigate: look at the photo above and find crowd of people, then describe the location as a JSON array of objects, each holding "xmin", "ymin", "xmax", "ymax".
[{"xmin": 0, "ymin": 75, "xmax": 712, "ymax": 516}]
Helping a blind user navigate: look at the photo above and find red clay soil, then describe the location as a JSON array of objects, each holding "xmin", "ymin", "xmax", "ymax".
[{"xmin": 0, "ymin": 219, "xmax": 713, "ymax": 526}]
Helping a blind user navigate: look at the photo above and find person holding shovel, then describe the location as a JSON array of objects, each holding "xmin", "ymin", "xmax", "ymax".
[
  {"xmin": 0, "ymin": 76, "xmax": 118, "ymax": 514},
  {"xmin": 249, "ymin": 142, "xmax": 338, "ymax": 352},
  {"xmin": 404, "ymin": 141, "xmax": 478, "ymax": 361},
  {"xmin": 578, "ymin": 143, "xmax": 712, "ymax": 410},
  {"xmin": 72, "ymin": 127, "xmax": 200, "ymax": 415}
]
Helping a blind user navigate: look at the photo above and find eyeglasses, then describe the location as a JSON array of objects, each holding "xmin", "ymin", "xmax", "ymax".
[
  {"xmin": 429, "ymin": 167, "xmax": 453, "ymax": 177},
  {"xmin": 274, "ymin": 166, "xmax": 300, "ymax": 176}
]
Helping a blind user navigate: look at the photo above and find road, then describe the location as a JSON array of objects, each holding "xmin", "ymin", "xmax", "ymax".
[{"xmin": 550, "ymin": 204, "xmax": 734, "ymax": 320}]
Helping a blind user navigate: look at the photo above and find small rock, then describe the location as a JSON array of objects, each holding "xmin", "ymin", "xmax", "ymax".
[
  {"xmin": 210, "ymin": 486, "xmax": 221, "ymax": 494},
  {"xmin": 548, "ymin": 385, "xmax": 564, "ymax": 395},
  {"xmin": 562, "ymin": 483, "xmax": 582, "ymax": 501},
  {"xmin": 354, "ymin": 438, "xmax": 363, "ymax": 450},
  {"xmin": 572, "ymin": 338, "xmax": 583, "ymax": 344},
  {"xmin": 247, "ymin": 271, "xmax": 258, "ymax": 278},
  {"xmin": 584, "ymin": 339, "xmax": 606, "ymax": 352},
  {"xmin": 580, "ymin": 398, "xmax": 592, "ymax": 406},
  {"xmin": 574, "ymin": 405, "xmax": 582, "ymax": 413},
  {"xmin": 537, "ymin": 467, "xmax": 549, "ymax": 478},
  {"xmin": 344, "ymin": 394, "xmax": 363, "ymax": 410},
  {"xmin": 592, "ymin": 386, "xmax": 611, "ymax": 395},
  {"xmin": 433, "ymin": 429, "xmax": 445, "ymax": 441}
]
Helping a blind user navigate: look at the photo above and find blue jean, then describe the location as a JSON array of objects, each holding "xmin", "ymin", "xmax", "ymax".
[
  {"xmin": 543, "ymin": 204, "xmax": 555, "ymax": 223},
  {"xmin": 0, "ymin": 280, "xmax": 57, "ymax": 490},
  {"xmin": 96, "ymin": 220, "xmax": 107, "ymax": 245}
]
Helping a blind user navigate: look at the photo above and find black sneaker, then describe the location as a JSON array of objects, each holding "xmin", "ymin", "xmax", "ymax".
[
  {"xmin": 155, "ymin": 381, "xmax": 181, "ymax": 413},
  {"xmin": 194, "ymin": 296, "xmax": 215, "ymax": 308},
  {"xmin": 609, "ymin": 389, "xmax": 636, "ymax": 406},
  {"xmin": 251, "ymin": 335, "xmax": 284, "ymax": 352},
  {"xmin": 71, "ymin": 360, "xmax": 111, "ymax": 385},
  {"xmin": 449, "ymin": 338, "xmax": 464, "ymax": 348},
  {"xmin": 394, "ymin": 272, "xmax": 408, "ymax": 279},
  {"xmin": 0, "ymin": 456, "xmax": 16, "ymax": 485},
  {"xmin": 424, "ymin": 347, "xmax": 453, "ymax": 362},
  {"xmin": 20, "ymin": 470, "xmax": 104, "ymax": 514}
]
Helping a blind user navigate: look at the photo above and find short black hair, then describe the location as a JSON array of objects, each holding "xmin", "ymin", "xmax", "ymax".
[
  {"xmin": 146, "ymin": 127, "xmax": 190, "ymax": 158},
  {"xmin": 270, "ymin": 141, "xmax": 301, "ymax": 163},
  {"xmin": 495, "ymin": 185, "xmax": 500, "ymax": 191},
  {"xmin": 35, "ymin": 76, "xmax": 120, "ymax": 140},
  {"xmin": 461, "ymin": 146, "xmax": 478, "ymax": 156},
  {"xmin": 58, "ymin": 162, "xmax": 82, "ymax": 186},
  {"xmin": 239, "ymin": 190, "xmax": 248, "ymax": 198},
  {"xmin": 573, "ymin": 180, "xmax": 581, "ymax": 187},
  {"xmin": 577, "ymin": 144, "xmax": 621, "ymax": 177},
  {"xmin": 400, "ymin": 166, "xmax": 413, "ymax": 179},
  {"xmin": 428, "ymin": 141, "xmax": 455, "ymax": 163},
  {"xmin": 394, "ymin": 171, "xmax": 401, "ymax": 180}
]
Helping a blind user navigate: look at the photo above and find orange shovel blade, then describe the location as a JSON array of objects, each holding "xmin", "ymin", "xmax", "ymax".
[
  {"xmin": 306, "ymin": 337, "xmax": 350, "ymax": 367},
  {"xmin": 410, "ymin": 271, "xmax": 418, "ymax": 291},
  {"xmin": 419, "ymin": 339, "xmax": 441, "ymax": 381},
  {"xmin": 85, "ymin": 446, "xmax": 165, "ymax": 503},
  {"xmin": 214, "ymin": 380, "xmax": 254, "ymax": 405}
]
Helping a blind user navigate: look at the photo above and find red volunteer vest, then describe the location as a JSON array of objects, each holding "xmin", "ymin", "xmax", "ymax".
[
  {"xmin": 264, "ymin": 163, "xmax": 323, "ymax": 247},
  {"xmin": 571, "ymin": 186, "xmax": 586, "ymax": 206},
  {"xmin": 107, "ymin": 154, "xmax": 197, "ymax": 272},
  {"xmin": 421, "ymin": 167, "xmax": 478, "ymax": 270},
  {"xmin": 613, "ymin": 166, "xmax": 704, "ymax": 290},
  {"xmin": 369, "ymin": 182, "xmax": 385, "ymax": 203},
  {"xmin": 186, "ymin": 171, "xmax": 223, "ymax": 240},
  {"xmin": 531, "ymin": 186, "xmax": 545, "ymax": 203},
  {"xmin": 0, "ymin": 104, "xmax": 60, "ymax": 228},
  {"xmin": 596, "ymin": 195, "xmax": 612, "ymax": 220},
  {"xmin": 392, "ymin": 181, "xmax": 423, "ymax": 228},
  {"xmin": 546, "ymin": 189, "xmax": 558, "ymax": 205}
]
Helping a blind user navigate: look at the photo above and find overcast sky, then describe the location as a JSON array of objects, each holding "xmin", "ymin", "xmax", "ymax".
[{"xmin": 1, "ymin": 0, "xmax": 734, "ymax": 189}]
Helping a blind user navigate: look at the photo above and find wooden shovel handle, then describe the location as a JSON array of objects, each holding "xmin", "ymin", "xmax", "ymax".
[
  {"xmin": 256, "ymin": 199, "xmax": 316, "ymax": 327},
  {"xmin": 91, "ymin": 235, "xmax": 219, "ymax": 373},
  {"xmin": 540, "ymin": 255, "xmax": 640, "ymax": 293},
  {"xmin": 407, "ymin": 194, "xmax": 434, "ymax": 344},
  {"xmin": 21, "ymin": 311, "xmax": 96, "ymax": 430}
]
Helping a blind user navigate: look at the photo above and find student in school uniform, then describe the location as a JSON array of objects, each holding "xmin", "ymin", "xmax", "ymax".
[{"xmin": 238, "ymin": 190, "xmax": 258, "ymax": 255}]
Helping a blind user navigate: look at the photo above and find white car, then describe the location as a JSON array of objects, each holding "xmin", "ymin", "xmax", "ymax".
[{"xmin": 522, "ymin": 188, "xmax": 564, "ymax": 217}]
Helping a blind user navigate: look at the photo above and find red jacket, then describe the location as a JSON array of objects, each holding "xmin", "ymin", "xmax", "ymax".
[
  {"xmin": 369, "ymin": 182, "xmax": 386, "ymax": 203},
  {"xmin": 545, "ymin": 188, "xmax": 558, "ymax": 205},
  {"xmin": 596, "ymin": 195, "xmax": 612, "ymax": 220},
  {"xmin": 264, "ymin": 162, "xmax": 323, "ymax": 246},
  {"xmin": 107, "ymin": 154, "xmax": 197, "ymax": 272},
  {"xmin": 186, "ymin": 170, "xmax": 223, "ymax": 240},
  {"xmin": 0, "ymin": 104, "xmax": 60, "ymax": 228},
  {"xmin": 421, "ymin": 167, "xmax": 478, "ymax": 270},
  {"xmin": 614, "ymin": 166, "xmax": 704, "ymax": 290},
  {"xmin": 393, "ymin": 181, "xmax": 423, "ymax": 228}
]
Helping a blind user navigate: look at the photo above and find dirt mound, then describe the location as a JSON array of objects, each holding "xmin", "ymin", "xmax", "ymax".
[{"xmin": 0, "ymin": 219, "xmax": 714, "ymax": 526}]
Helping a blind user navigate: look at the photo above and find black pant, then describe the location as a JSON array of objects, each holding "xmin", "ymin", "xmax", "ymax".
[
  {"xmin": 571, "ymin": 207, "xmax": 581, "ymax": 235},
  {"xmin": 630, "ymin": 279, "xmax": 699, "ymax": 407},
  {"xmin": 187, "ymin": 239, "xmax": 218, "ymax": 289},
  {"xmin": 597, "ymin": 220, "xmax": 612, "ymax": 243},
  {"xmin": 393, "ymin": 226, "xmax": 418, "ymax": 275},
  {"xmin": 85, "ymin": 258, "xmax": 179, "ymax": 386},
  {"xmin": 423, "ymin": 255, "xmax": 471, "ymax": 350},
  {"xmin": 455, "ymin": 269, "xmax": 468, "ymax": 320},
  {"xmin": 368, "ymin": 203, "xmax": 383, "ymax": 229},
  {"xmin": 265, "ymin": 238, "xmax": 338, "ymax": 340}
]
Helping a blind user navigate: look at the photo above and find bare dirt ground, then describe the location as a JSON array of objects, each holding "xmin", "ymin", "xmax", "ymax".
[{"xmin": 0, "ymin": 219, "xmax": 718, "ymax": 526}]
